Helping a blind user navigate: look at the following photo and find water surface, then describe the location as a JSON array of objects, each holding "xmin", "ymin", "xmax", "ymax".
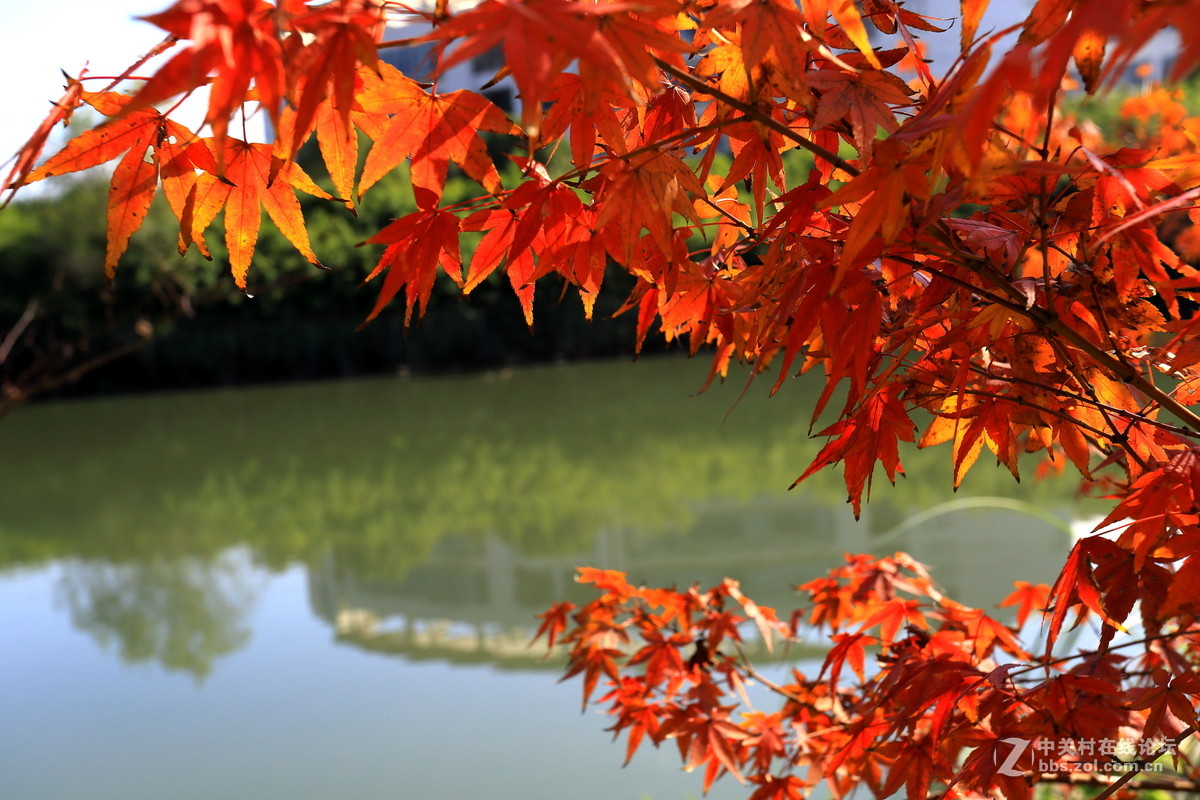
[{"xmin": 0, "ymin": 358, "xmax": 1095, "ymax": 799}]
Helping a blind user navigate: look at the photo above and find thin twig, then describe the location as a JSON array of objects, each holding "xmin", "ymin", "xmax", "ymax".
[
  {"xmin": 652, "ymin": 58, "xmax": 862, "ymax": 178},
  {"xmin": 924, "ymin": 223, "xmax": 1200, "ymax": 435},
  {"xmin": 1036, "ymin": 771, "xmax": 1200, "ymax": 793},
  {"xmin": 0, "ymin": 299, "xmax": 39, "ymax": 364},
  {"xmin": 1008, "ymin": 627, "xmax": 1200, "ymax": 679},
  {"xmin": 1091, "ymin": 726, "xmax": 1197, "ymax": 800}
]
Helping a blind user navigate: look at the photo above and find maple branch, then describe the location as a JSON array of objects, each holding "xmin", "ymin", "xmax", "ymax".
[
  {"xmin": 918, "ymin": 383, "xmax": 1113, "ymax": 441},
  {"xmin": 1090, "ymin": 726, "xmax": 1197, "ymax": 800},
  {"xmin": 696, "ymin": 198, "xmax": 757, "ymax": 238},
  {"xmin": 1031, "ymin": 308, "xmax": 1200, "ymax": 436},
  {"xmin": 100, "ymin": 35, "xmax": 179, "ymax": 95},
  {"xmin": 964, "ymin": 367, "xmax": 1198, "ymax": 439},
  {"xmin": 77, "ymin": 75, "xmax": 154, "ymax": 82},
  {"xmin": 547, "ymin": 118, "xmax": 733, "ymax": 186},
  {"xmin": 375, "ymin": 37, "xmax": 421, "ymax": 48},
  {"xmin": 1038, "ymin": 87, "xmax": 1059, "ymax": 162},
  {"xmin": 1044, "ymin": 334, "xmax": 1148, "ymax": 469},
  {"xmin": 1086, "ymin": 280, "xmax": 1141, "ymax": 381},
  {"xmin": 652, "ymin": 58, "xmax": 861, "ymax": 178},
  {"xmin": 0, "ymin": 299, "xmax": 38, "ymax": 365},
  {"xmin": 731, "ymin": 649, "xmax": 806, "ymax": 706},
  {"xmin": 991, "ymin": 121, "xmax": 1040, "ymax": 154},
  {"xmin": 926, "ymin": 221, "xmax": 1200, "ymax": 436},
  {"xmin": 1035, "ymin": 771, "xmax": 1200, "ymax": 793},
  {"xmin": 887, "ymin": 254, "xmax": 1029, "ymax": 316},
  {"xmin": 1009, "ymin": 627, "xmax": 1200, "ymax": 679},
  {"xmin": 1, "ymin": 337, "xmax": 150, "ymax": 422},
  {"xmin": 1036, "ymin": 113, "xmax": 1056, "ymax": 294}
]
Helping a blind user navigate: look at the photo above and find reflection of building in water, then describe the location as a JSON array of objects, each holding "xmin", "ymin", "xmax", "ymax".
[
  {"xmin": 883, "ymin": 502, "xmax": 1072, "ymax": 606},
  {"xmin": 308, "ymin": 494, "xmax": 1074, "ymax": 668}
]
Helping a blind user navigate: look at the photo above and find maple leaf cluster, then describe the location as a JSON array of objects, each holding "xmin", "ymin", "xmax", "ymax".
[
  {"xmin": 12, "ymin": 0, "xmax": 1200, "ymax": 797},
  {"xmin": 540, "ymin": 556, "xmax": 1200, "ymax": 800}
]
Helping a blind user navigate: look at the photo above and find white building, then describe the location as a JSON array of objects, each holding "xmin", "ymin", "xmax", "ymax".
[
  {"xmin": 374, "ymin": 2, "xmax": 1187, "ymax": 121},
  {"xmin": 380, "ymin": 4, "xmax": 517, "ymax": 113},
  {"xmin": 903, "ymin": 0, "xmax": 1182, "ymax": 83}
]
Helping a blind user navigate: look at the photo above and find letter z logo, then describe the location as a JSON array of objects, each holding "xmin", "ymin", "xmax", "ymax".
[{"xmin": 996, "ymin": 737, "xmax": 1029, "ymax": 777}]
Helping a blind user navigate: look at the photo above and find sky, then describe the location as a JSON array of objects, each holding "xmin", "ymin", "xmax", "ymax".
[
  {"xmin": 0, "ymin": 0, "xmax": 962, "ymax": 182},
  {"xmin": 0, "ymin": 0, "xmax": 191, "ymax": 178},
  {"xmin": 0, "ymin": 0, "xmax": 1010, "ymax": 159},
  {"xmin": 0, "ymin": 0, "xmax": 1074, "ymax": 198}
]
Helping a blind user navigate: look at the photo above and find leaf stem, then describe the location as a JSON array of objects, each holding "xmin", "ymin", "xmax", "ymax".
[
  {"xmin": 652, "ymin": 58, "xmax": 862, "ymax": 178},
  {"xmin": 928, "ymin": 223, "xmax": 1200, "ymax": 436},
  {"xmin": 1090, "ymin": 726, "xmax": 1196, "ymax": 800}
]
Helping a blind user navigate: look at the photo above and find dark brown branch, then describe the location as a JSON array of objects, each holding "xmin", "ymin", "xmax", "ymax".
[
  {"xmin": 652, "ymin": 57, "xmax": 862, "ymax": 178},
  {"xmin": 1036, "ymin": 771, "xmax": 1200, "ymax": 793},
  {"xmin": 964, "ymin": 365, "xmax": 1197, "ymax": 439},
  {"xmin": 1092, "ymin": 726, "xmax": 1197, "ymax": 800},
  {"xmin": 887, "ymin": 253, "xmax": 1029, "ymax": 315},
  {"xmin": 0, "ymin": 299, "xmax": 38, "ymax": 364},
  {"xmin": 1010, "ymin": 627, "xmax": 1200, "ymax": 679},
  {"xmin": 925, "ymin": 220, "xmax": 1200, "ymax": 436},
  {"xmin": 0, "ymin": 339, "xmax": 148, "ymax": 421}
]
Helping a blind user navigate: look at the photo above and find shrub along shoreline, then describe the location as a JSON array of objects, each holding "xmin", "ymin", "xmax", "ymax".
[{"xmin": 0, "ymin": 168, "xmax": 661, "ymax": 404}]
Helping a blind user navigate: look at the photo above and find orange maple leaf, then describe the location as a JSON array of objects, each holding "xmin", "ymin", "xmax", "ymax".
[
  {"xmin": 796, "ymin": 380, "xmax": 914, "ymax": 519},
  {"xmin": 362, "ymin": 207, "xmax": 463, "ymax": 325},
  {"xmin": 423, "ymin": 0, "xmax": 690, "ymax": 131},
  {"xmin": 2, "ymin": 72, "xmax": 86, "ymax": 206},
  {"xmin": 999, "ymin": 581, "xmax": 1051, "ymax": 628},
  {"xmin": 959, "ymin": 0, "xmax": 990, "ymax": 52},
  {"xmin": 183, "ymin": 138, "xmax": 332, "ymax": 288},
  {"xmin": 355, "ymin": 64, "xmax": 519, "ymax": 207},
  {"xmin": 701, "ymin": 0, "xmax": 814, "ymax": 90},
  {"xmin": 808, "ymin": 68, "xmax": 913, "ymax": 165},
  {"xmin": 279, "ymin": 0, "xmax": 386, "ymax": 160},
  {"xmin": 134, "ymin": 0, "xmax": 288, "ymax": 151},
  {"xmin": 21, "ymin": 91, "xmax": 212, "ymax": 279}
]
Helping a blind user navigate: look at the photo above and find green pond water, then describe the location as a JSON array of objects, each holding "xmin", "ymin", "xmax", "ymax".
[{"xmin": 0, "ymin": 357, "xmax": 1100, "ymax": 799}]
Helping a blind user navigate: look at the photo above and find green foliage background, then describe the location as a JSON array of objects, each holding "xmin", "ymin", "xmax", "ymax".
[
  {"xmin": 4, "ymin": 80, "xmax": 1184, "ymax": 401},
  {"xmin": 0, "ymin": 147, "xmax": 649, "ymax": 399}
]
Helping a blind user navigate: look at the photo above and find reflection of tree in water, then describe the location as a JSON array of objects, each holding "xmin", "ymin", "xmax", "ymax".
[
  {"xmin": 55, "ymin": 551, "xmax": 259, "ymax": 680},
  {"xmin": 1, "ymin": 362, "xmax": 1101, "ymax": 674},
  {"xmin": 0, "ymin": 361, "xmax": 1088, "ymax": 582}
]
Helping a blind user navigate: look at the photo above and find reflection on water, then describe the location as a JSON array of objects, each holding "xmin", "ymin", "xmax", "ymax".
[
  {"xmin": 54, "ymin": 550, "xmax": 262, "ymax": 681},
  {"xmin": 0, "ymin": 358, "xmax": 1099, "ymax": 799}
]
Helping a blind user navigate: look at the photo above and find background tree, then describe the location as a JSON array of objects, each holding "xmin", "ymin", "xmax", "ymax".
[
  {"xmin": 0, "ymin": 161, "xmax": 649, "ymax": 412},
  {"xmin": 8, "ymin": 0, "xmax": 1200, "ymax": 798}
]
